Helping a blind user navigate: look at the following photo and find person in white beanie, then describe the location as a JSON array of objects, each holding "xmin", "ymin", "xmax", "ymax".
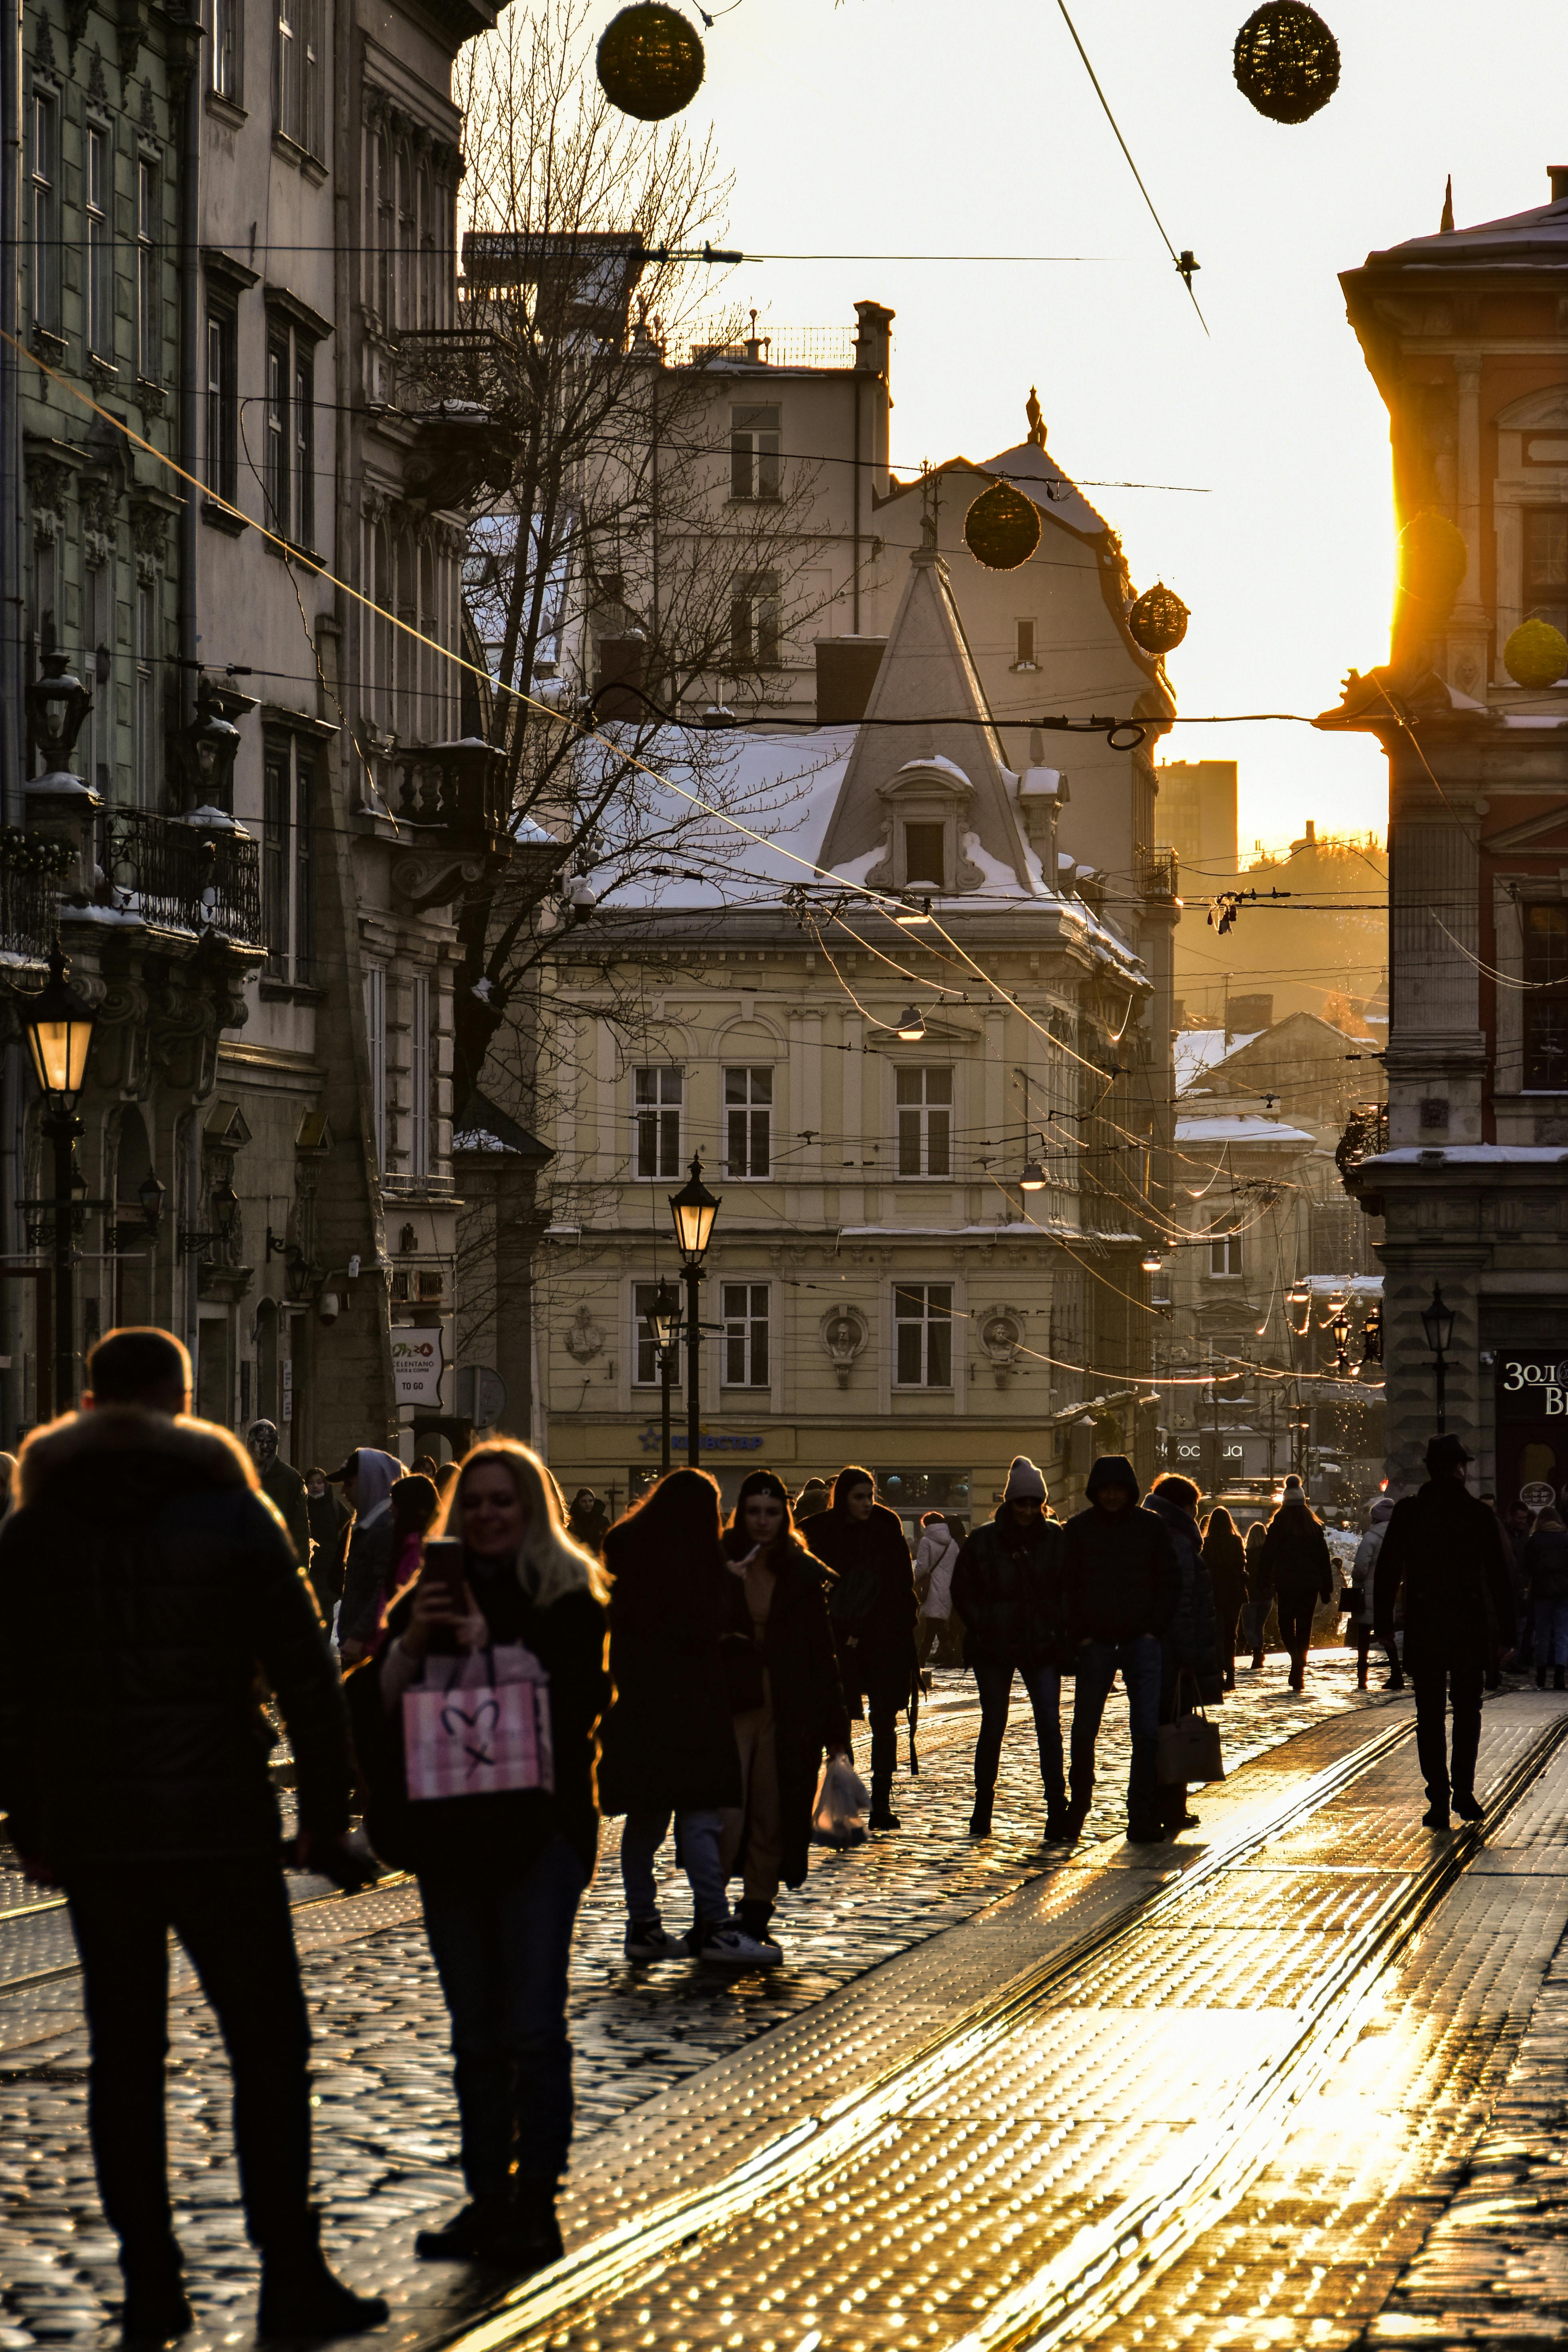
[{"xmin": 949, "ymin": 1458, "xmax": 1074, "ymax": 1839}]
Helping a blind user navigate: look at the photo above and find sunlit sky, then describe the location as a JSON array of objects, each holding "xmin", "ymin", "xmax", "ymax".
[{"xmin": 654, "ymin": 0, "xmax": 1568, "ymax": 854}]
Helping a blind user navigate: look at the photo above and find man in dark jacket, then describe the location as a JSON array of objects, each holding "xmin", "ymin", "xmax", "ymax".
[
  {"xmin": 1259, "ymin": 1476, "xmax": 1334, "ymax": 1692},
  {"xmin": 1375, "ymin": 1432, "xmax": 1518, "ymax": 1828},
  {"xmin": 0, "ymin": 1327, "xmax": 383, "ymax": 2344},
  {"xmin": 1062, "ymin": 1455, "xmax": 1182, "ymax": 1843},
  {"xmin": 1144, "ymin": 1473, "xmax": 1222, "ymax": 1834},
  {"xmin": 950, "ymin": 1456, "xmax": 1072, "ymax": 1840},
  {"xmin": 801, "ymin": 1467, "xmax": 916, "ymax": 1831}
]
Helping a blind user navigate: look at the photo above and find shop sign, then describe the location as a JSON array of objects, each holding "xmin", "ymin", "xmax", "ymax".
[
  {"xmin": 392, "ymin": 1327, "xmax": 444, "ymax": 1406},
  {"xmin": 1498, "ymin": 1352, "xmax": 1568, "ymax": 1416},
  {"xmin": 636, "ymin": 1424, "xmax": 765, "ymax": 1454},
  {"xmin": 1496, "ymin": 1346, "xmax": 1568, "ymax": 1513}
]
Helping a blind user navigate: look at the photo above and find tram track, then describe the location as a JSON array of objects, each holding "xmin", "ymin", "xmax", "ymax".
[{"xmin": 440, "ymin": 1704, "xmax": 1438, "ymax": 2352}]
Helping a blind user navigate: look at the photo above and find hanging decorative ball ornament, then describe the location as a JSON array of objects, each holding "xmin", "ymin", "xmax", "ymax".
[
  {"xmin": 963, "ymin": 478, "xmax": 1040, "ymax": 572},
  {"xmin": 1503, "ymin": 618, "xmax": 1568, "ymax": 690},
  {"xmin": 1396, "ymin": 508, "xmax": 1468, "ymax": 612},
  {"xmin": 596, "ymin": 4, "xmax": 705, "ymax": 122},
  {"xmin": 1233, "ymin": 2, "xmax": 1341, "ymax": 124},
  {"xmin": 1127, "ymin": 582, "xmax": 1189, "ymax": 657}
]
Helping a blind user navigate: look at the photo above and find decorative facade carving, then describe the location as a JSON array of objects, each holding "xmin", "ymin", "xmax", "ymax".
[
  {"xmin": 25, "ymin": 455, "xmax": 70, "ymax": 542},
  {"xmin": 130, "ymin": 502, "xmax": 167, "ymax": 580}
]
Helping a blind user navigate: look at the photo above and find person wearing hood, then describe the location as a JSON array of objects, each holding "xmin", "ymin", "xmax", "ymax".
[
  {"xmin": 913, "ymin": 1512, "xmax": 961, "ymax": 1669},
  {"xmin": 1374, "ymin": 1434, "xmax": 1517, "ymax": 1828},
  {"xmin": 247, "ymin": 1420, "xmax": 311, "ymax": 1569},
  {"xmin": 949, "ymin": 1458, "xmax": 1074, "ymax": 1840},
  {"xmin": 1259, "ymin": 1476, "xmax": 1334, "ymax": 1692},
  {"xmin": 1348, "ymin": 1497, "xmax": 1402, "ymax": 1690},
  {"xmin": 0, "ymin": 1327, "xmax": 382, "ymax": 2343},
  {"xmin": 1061, "ymin": 1456, "xmax": 1182, "ymax": 1843},
  {"xmin": 332, "ymin": 1447, "xmax": 405, "ymax": 1663},
  {"xmin": 800, "ymin": 1468, "xmax": 916, "ymax": 1831},
  {"xmin": 1201, "ymin": 1505, "xmax": 1247, "ymax": 1693},
  {"xmin": 1144, "ymin": 1474, "xmax": 1222, "ymax": 1834}
]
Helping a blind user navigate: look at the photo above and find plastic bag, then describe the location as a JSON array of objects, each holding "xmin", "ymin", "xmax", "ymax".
[{"xmin": 811, "ymin": 1756, "xmax": 870, "ymax": 1848}]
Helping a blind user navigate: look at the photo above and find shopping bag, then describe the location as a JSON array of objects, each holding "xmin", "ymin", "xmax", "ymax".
[
  {"xmin": 810, "ymin": 1756, "xmax": 870, "ymax": 1847},
  {"xmin": 403, "ymin": 1669, "xmax": 554, "ymax": 1800},
  {"xmin": 1157, "ymin": 1707, "xmax": 1225, "ymax": 1785}
]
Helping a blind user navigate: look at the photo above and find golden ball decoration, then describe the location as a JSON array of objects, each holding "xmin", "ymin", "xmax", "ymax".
[
  {"xmin": 1128, "ymin": 582, "xmax": 1189, "ymax": 657},
  {"xmin": 596, "ymin": 4, "xmax": 705, "ymax": 122},
  {"xmin": 963, "ymin": 478, "xmax": 1040, "ymax": 572},
  {"xmin": 1233, "ymin": 2, "xmax": 1340, "ymax": 124},
  {"xmin": 1503, "ymin": 617, "xmax": 1568, "ymax": 689},
  {"xmin": 1396, "ymin": 508, "xmax": 1468, "ymax": 610}
]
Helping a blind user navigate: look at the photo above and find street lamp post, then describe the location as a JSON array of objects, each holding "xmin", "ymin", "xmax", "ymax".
[
  {"xmin": 1420, "ymin": 1282, "xmax": 1455, "ymax": 1435},
  {"xmin": 20, "ymin": 945, "xmax": 98, "ymax": 1413},
  {"xmin": 650, "ymin": 1279, "xmax": 681, "ymax": 1475},
  {"xmin": 668, "ymin": 1155, "xmax": 721, "ymax": 1473}
]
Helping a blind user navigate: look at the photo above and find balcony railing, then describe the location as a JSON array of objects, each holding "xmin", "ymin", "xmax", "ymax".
[
  {"xmin": 0, "ymin": 856, "xmax": 61, "ymax": 966},
  {"xmin": 387, "ymin": 740, "xmax": 509, "ymax": 856},
  {"xmin": 1136, "ymin": 845, "xmax": 1180, "ymax": 900},
  {"xmin": 100, "ymin": 810, "xmax": 263, "ymax": 946}
]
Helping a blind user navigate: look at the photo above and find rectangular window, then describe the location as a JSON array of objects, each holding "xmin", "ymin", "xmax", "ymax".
[
  {"xmin": 729, "ymin": 571, "xmax": 780, "ymax": 669},
  {"xmin": 1524, "ymin": 510, "xmax": 1568, "ymax": 642},
  {"xmin": 294, "ymin": 751, "xmax": 316, "ymax": 979},
  {"xmin": 634, "ymin": 1066, "xmax": 682, "ymax": 1178},
  {"xmin": 633, "ymin": 1281, "xmax": 671, "ymax": 1388},
  {"xmin": 896, "ymin": 1065, "xmax": 952, "ymax": 1178},
  {"xmin": 86, "ymin": 125, "xmax": 111, "ymax": 357},
  {"xmin": 1209, "ymin": 1218, "xmax": 1244, "ymax": 1277},
  {"xmin": 724, "ymin": 1066, "xmax": 771, "ymax": 1178},
  {"xmin": 135, "ymin": 581, "xmax": 156, "ymax": 807},
  {"xmin": 206, "ymin": 306, "xmax": 237, "ymax": 500},
  {"xmin": 410, "ymin": 973, "xmax": 431, "ymax": 1180},
  {"xmin": 722, "ymin": 1283, "xmax": 770, "ymax": 1388},
  {"xmin": 265, "ymin": 335, "xmax": 287, "ymax": 532},
  {"xmin": 136, "ymin": 157, "xmax": 159, "ymax": 379},
  {"xmin": 730, "ymin": 402, "xmax": 781, "ymax": 500},
  {"xmin": 365, "ymin": 966, "xmax": 387, "ymax": 1168},
  {"xmin": 903, "ymin": 823, "xmax": 945, "ymax": 888},
  {"xmin": 211, "ymin": 0, "xmax": 240, "ymax": 99},
  {"xmin": 30, "ymin": 88, "xmax": 59, "ymax": 329},
  {"xmin": 263, "ymin": 741, "xmax": 289, "ymax": 972},
  {"xmin": 894, "ymin": 1283, "xmax": 952, "ymax": 1388},
  {"xmin": 275, "ymin": 0, "xmax": 319, "ymax": 151},
  {"xmin": 263, "ymin": 737, "xmax": 317, "ymax": 981},
  {"xmin": 86, "ymin": 564, "xmax": 111, "ymax": 797},
  {"xmin": 1523, "ymin": 900, "xmax": 1568, "ymax": 1088},
  {"xmin": 1014, "ymin": 618, "xmax": 1036, "ymax": 667},
  {"xmin": 292, "ymin": 346, "xmax": 314, "ymax": 546}
]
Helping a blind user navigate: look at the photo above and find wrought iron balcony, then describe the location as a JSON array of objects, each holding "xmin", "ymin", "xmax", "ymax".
[
  {"xmin": 387, "ymin": 740, "xmax": 509, "ymax": 858},
  {"xmin": 100, "ymin": 809, "xmax": 263, "ymax": 946},
  {"xmin": 0, "ymin": 847, "xmax": 64, "ymax": 967},
  {"xmin": 1136, "ymin": 845, "xmax": 1180, "ymax": 901}
]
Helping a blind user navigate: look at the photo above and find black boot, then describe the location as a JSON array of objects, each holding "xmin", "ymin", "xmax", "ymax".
[
  {"xmin": 968, "ymin": 1791, "xmax": 993, "ymax": 1837},
  {"xmin": 120, "ymin": 2237, "xmax": 192, "ymax": 2346},
  {"xmin": 1538, "ymin": 1667, "xmax": 1548, "ymax": 1689},
  {"xmin": 414, "ymin": 2197, "xmax": 508, "ymax": 2262},
  {"xmin": 869, "ymin": 1774, "xmax": 900, "ymax": 1831},
  {"xmin": 491, "ymin": 2177, "xmax": 563, "ymax": 2276},
  {"xmin": 1062, "ymin": 1792, "xmax": 1090, "ymax": 1842},
  {"xmin": 257, "ymin": 2211, "xmax": 388, "ymax": 2339},
  {"xmin": 736, "ymin": 1898, "xmax": 782, "ymax": 1959}
]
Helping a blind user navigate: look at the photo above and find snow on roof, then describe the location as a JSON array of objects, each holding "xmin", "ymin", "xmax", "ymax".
[
  {"xmin": 1299, "ymin": 1274, "xmax": 1383, "ymax": 1294},
  {"xmin": 1364, "ymin": 1146, "xmax": 1568, "ymax": 1166},
  {"xmin": 452, "ymin": 1127, "xmax": 515, "ymax": 1153},
  {"xmin": 977, "ymin": 436, "xmax": 1108, "ymax": 539},
  {"xmin": 1174, "ymin": 1030, "xmax": 1261, "ymax": 1095},
  {"xmin": 1175, "ymin": 1115, "xmax": 1316, "ymax": 1146}
]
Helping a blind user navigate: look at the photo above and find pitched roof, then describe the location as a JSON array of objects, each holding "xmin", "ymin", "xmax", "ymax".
[{"xmin": 1361, "ymin": 186, "xmax": 1568, "ymax": 272}]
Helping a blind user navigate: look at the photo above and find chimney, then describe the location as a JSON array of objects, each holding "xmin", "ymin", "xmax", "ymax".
[
  {"xmin": 853, "ymin": 300, "xmax": 895, "ymax": 376},
  {"xmin": 1304, "ymin": 817, "xmax": 1316, "ymax": 846},
  {"xmin": 1551, "ymin": 165, "xmax": 1568, "ymax": 203}
]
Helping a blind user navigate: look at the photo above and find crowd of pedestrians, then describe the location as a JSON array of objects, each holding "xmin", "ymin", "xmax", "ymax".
[{"xmin": 0, "ymin": 1322, "xmax": 1548, "ymax": 2342}]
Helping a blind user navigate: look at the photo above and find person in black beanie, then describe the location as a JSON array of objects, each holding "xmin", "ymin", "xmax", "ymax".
[
  {"xmin": 1062, "ymin": 1455, "xmax": 1182, "ymax": 1843},
  {"xmin": 950, "ymin": 1456, "xmax": 1073, "ymax": 1840},
  {"xmin": 800, "ymin": 1468, "xmax": 916, "ymax": 1830}
]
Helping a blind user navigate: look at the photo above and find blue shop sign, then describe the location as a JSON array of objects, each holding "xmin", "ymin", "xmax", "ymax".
[{"xmin": 636, "ymin": 1424, "xmax": 766, "ymax": 1454}]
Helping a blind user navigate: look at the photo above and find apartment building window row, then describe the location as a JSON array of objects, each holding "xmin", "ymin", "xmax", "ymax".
[
  {"xmin": 730, "ymin": 403, "xmax": 781, "ymax": 501},
  {"xmin": 136, "ymin": 155, "xmax": 160, "ymax": 380},
  {"xmin": 365, "ymin": 500, "xmax": 461, "ymax": 743},
  {"xmin": 1523, "ymin": 899, "xmax": 1568, "ymax": 1089},
  {"xmin": 275, "ymin": 0, "xmax": 324, "ymax": 158},
  {"xmin": 206, "ymin": 304, "xmax": 239, "ymax": 501},
  {"xmin": 722, "ymin": 1284, "xmax": 769, "ymax": 1387},
  {"xmin": 896, "ymin": 1065, "xmax": 952, "ymax": 1178},
  {"xmin": 210, "ymin": 0, "xmax": 241, "ymax": 102},
  {"xmin": 895, "ymin": 1283, "xmax": 952, "ymax": 1388},
  {"xmin": 86, "ymin": 121, "xmax": 111, "ymax": 357},
  {"xmin": 1209, "ymin": 1216, "xmax": 1244, "ymax": 1277},
  {"xmin": 363, "ymin": 96, "xmax": 458, "ymax": 335},
  {"xmin": 263, "ymin": 731, "xmax": 318, "ymax": 985},
  {"xmin": 634, "ymin": 1065, "xmax": 682, "ymax": 1178},
  {"xmin": 265, "ymin": 321, "xmax": 317, "ymax": 550},
  {"xmin": 729, "ymin": 570, "xmax": 780, "ymax": 669},
  {"xmin": 29, "ymin": 84, "xmax": 59, "ymax": 331},
  {"xmin": 724, "ymin": 1066, "xmax": 771, "ymax": 1178}
]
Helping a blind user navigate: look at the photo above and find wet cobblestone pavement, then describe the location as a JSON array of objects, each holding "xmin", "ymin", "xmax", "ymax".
[{"xmin": 15, "ymin": 1654, "xmax": 1546, "ymax": 2350}]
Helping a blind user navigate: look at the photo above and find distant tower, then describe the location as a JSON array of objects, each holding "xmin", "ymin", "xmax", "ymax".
[
  {"xmin": 1440, "ymin": 175, "xmax": 1454, "ymax": 234},
  {"xmin": 1026, "ymin": 387, "xmax": 1047, "ymax": 448}
]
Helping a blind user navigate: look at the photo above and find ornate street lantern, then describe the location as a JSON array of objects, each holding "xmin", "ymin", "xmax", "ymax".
[
  {"xmin": 176, "ymin": 681, "xmax": 243, "ymax": 813},
  {"xmin": 596, "ymin": 4, "xmax": 705, "ymax": 121},
  {"xmin": 668, "ymin": 1154, "xmax": 720, "ymax": 1265},
  {"xmin": 26, "ymin": 651, "xmax": 92, "ymax": 780},
  {"xmin": 22, "ymin": 943, "xmax": 96, "ymax": 1108},
  {"xmin": 1233, "ymin": 2, "xmax": 1341, "ymax": 123},
  {"xmin": 963, "ymin": 478, "xmax": 1041, "ymax": 572},
  {"xmin": 1128, "ymin": 583, "xmax": 1190, "ymax": 656}
]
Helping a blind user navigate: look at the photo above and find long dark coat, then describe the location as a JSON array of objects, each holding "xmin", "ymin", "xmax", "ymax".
[
  {"xmin": 799, "ymin": 1501, "xmax": 916, "ymax": 1720},
  {"xmin": 719, "ymin": 1534, "xmax": 851, "ymax": 1887},
  {"xmin": 1201, "ymin": 1519, "xmax": 1248, "ymax": 1641},
  {"xmin": 596, "ymin": 1520, "xmax": 742, "ymax": 1815},
  {"xmin": 949, "ymin": 1507, "xmax": 1073, "ymax": 1672},
  {"xmin": 1374, "ymin": 1477, "xmax": 1517, "ymax": 1678}
]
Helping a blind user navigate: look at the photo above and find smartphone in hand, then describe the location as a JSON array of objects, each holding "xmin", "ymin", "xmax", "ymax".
[{"xmin": 419, "ymin": 1537, "xmax": 466, "ymax": 1612}]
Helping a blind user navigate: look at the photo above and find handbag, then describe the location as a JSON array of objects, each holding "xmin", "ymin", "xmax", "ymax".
[
  {"xmin": 1157, "ymin": 1675, "xmax": 1225, "ymax": 1784},
  {"xmin": 402, "ymin": 1647, "xmax": 554, "ymax": 1801}
]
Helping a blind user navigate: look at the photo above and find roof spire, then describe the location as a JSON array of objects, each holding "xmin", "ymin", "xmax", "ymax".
[
  {"xmin": 1440, "ymin": 174, "xmax": 1454, "ymax": 234},
  {"xmin": 1025, "ymin": 387, "xmax": 1047, "ymax": 449}
]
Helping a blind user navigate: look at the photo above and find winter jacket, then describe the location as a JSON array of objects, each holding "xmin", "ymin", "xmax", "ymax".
[
  {"xmin": 1348, "ymin": 1508, "xmax": 1393, "ymax": 1627},
  {"xmin": 1145, "ymin": 1490, "xmax": 1222, "ymax": 1699},
  {"xmin": 337, "ymin": 1512, "xmax": 400, "ymax": 1651},
  {"xmin": 0, "ymin": 1408, "xmax": 351, "ymax": 1872},
  {"xmin": 307, "ymin": 1485, "xmax": 349, "ymax": 1553},
  {"xmin": 1061, "ymin": 1493, "xmax": 1182, "ymax": 1646},
  {"xmin": 1244, "ymin": 1522, "xmax": 1271, "ymax": 1606},
  {"xmin": 800, "ymin": 1502, "xmax": 916, "ymax": 1717},
  {"xmin": 1374, "ymin": 1478, "xmax": 1517, "ymax": 1678},
  {"xmin": 349, "ymin": 1553, "xmax": 609, "ymax": 1889},
  {"xmin": 1523, "ymin": 1526, "xmax": 1568, "ymax": 1607},
  {"xmin": 1201, "ymin": 1519, "xmax": 1248, "ymax": 1637},
  {"xmin": 717, "ymin": 1532, "xmax": 851, "ymax": 1887},
  {"xmin": 594, "ymin": 1519, "xmax": 743, "ymax": 1815},
  {"xmin": 915, "ymin": 1524, "xmax": 960, "ymax": 1619},
  {"xmin": 258, "ymin": 1457, "xmax": 312, "ymax": 1569},
  {"xmin": 1259, "ymin": 1502, "xmax": 1334, "ymax": 1604},
  {"xmin": 950, "ymin": 1506, "xmax": 1073, "ymax": 1672}
]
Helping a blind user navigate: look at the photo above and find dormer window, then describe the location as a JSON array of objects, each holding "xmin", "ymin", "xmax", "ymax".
[
  {"xmin": 903, "ymin": 823, "xmax": 945, "ymax": 889},
  {"xmin": 874, "ymin": 758, "xmax": 979, "ymax": 893}
]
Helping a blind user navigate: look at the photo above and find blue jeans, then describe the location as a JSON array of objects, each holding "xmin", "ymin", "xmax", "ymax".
[
  {"xmin": 1069, "ymin": 1635, "xmax": 1164, "ymax": 1824},
  {"xmin": 1534, "ymin": 1599, "xmax": 1568, "ymax": 1668},
  {"xmin": 620, "ymin": 1806, "xmax": 729, "ymax": 1927},
  {"xmin": 419, "ymin": 1835, "xmax": 585, "ymax": 2196},
  {"xmin": 971, "ymin": 1661, "xmax": 1064, "ymax": 1808}
]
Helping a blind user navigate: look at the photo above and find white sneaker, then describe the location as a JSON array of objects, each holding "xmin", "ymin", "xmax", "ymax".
[{"xmin": 697, "ymin": 1924, "xmax": 774, "ymax": 1967}]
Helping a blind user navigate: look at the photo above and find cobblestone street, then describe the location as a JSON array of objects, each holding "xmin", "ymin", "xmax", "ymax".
[{"xmin": 0, "ymin": 1657, "xmax": 1383, "ymax": 2347}]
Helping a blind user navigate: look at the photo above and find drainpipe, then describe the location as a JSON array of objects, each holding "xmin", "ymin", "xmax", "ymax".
[
  {"xmin": 851, "ymin": 369, "xmax": 861, "ymax": 636},
  {"xmin": 1, "ymin": 0, "xmax": 22, "ymax": 823},
  {"xmin": 177, "ymin": 21, "xmax": 200, "ymax": 723}
]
